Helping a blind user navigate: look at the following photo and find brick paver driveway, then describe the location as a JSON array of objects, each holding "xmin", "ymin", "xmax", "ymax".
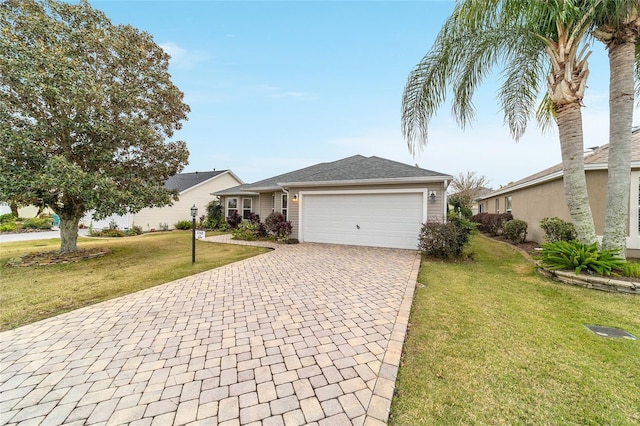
[{"xmin": 0, "ymin": 238, "xmax": 419, "ymax": 425}]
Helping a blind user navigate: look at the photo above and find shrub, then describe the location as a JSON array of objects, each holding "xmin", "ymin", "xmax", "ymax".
[
  {"xmin": 248, "ymin": 213, "xmax": 261, "ymax": 225},
  {"xmin": 448, "ymin": 214, "xmax": 476, "ymax": 249},
  {"xmin": 503, "ymin": 219, "xmax": 528, "ymax": 243},
  {"xmin": 535, "ymin": 241, "xmax": 625, "ymax": 276},
  {"xmin": 127, "ymin": 225, "xmax": 143, "ymax": 236},
  {"xmin": 226, "ymin": 211, "xmax": 242, "ymax": 229},
  {"xmin": 419, "ymin": 222, "xmax": 462, "ymax": 259},
  {"xmin": 205, "ymin": 199, "xmax": 224, "ymax": 229},
  {"xmin": 540, "ymin": 217, "xmax": 577, "ymax": 243},
  {"xmin": 174, "ymin": 220, "xmax": 193, "ymax": 230},
  {"xmin": 22, "ymin": 217, "xmax": 52, "ymax": 229},
  {"xmin": 0, "ymin": 222, "xmax": 17, "ymax": 232},
  {"xmin": 255, "ymin": 222, "xmax": 268, "ymax": 238},
  {"xmin": 232, "ymin": 221, "xmax": 258, "ymax": 241},
  {"xmin": 265, "ymin": 212, "xmax": 293, "ymax": 241},
  {"xmin": 621, "ymin": 261, "xmax": 640, "ymax": 278},
  {"xmin": 265, "ymin": 212, "xmax": 285, "ymax": 233},
  {"xmin": 90, "ymin": 228, "xmax": 126, "ymax": 237},
  {"xmin": 470, "ymin": 212, "xmax": 488, "ymax": 231},
  {"xmin": 0, "ymin": 213, "xmax": 16, "ymax": 224},
  {"xmin": 470, "ymin": 212, "xmax": 512, "ymax": 235}
]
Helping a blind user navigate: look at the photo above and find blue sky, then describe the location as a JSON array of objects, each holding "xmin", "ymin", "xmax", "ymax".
[{"xmin": 91, "ymin": 0, "xmax": 637, "ymax": 189}]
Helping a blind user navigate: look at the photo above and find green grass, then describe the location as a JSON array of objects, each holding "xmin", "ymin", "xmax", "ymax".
[
  {"xmin": 391, "ymin": 235, "xmax": 640, "ymax": 425},
  {"xmin": 0, "ymin": 231, "xmax": 269, "ymax": 331}
]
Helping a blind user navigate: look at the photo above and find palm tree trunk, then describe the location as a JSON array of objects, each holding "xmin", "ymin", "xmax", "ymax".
[
  {"xmin": 556, "ymin": 104, "xmax": 598, "ymax": 245},
  {"xmin": 602, "ymin": 40, "xmax": 635, "ymax": 258}
]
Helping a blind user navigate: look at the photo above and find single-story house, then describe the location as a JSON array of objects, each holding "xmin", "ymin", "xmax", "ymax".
[
  {"xmin": 476, "ymin": 128, "xmax": 640, "ymax": 257},
  {"xmin": 215, "ymin": 155, "xmax": 453, "ymax": 250},
  {"xmin": 81, "ymin": 169, "xmax": 243, "ymax": 231}
]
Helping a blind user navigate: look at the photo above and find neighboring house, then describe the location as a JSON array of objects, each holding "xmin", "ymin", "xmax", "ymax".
[
  {"xmin": 216, "ymin": 155, "xmax": 453, "ymax": 250},
  {"xmin": 81, "ymin": 170, "xmax": 243, "ymax": 231},
  {"xmin": 0, "ymin": 203, "xmax": 53, "ymax": 218},
  {"xmin": 477, "ymin": 128, "xmax": 640, "ymax": 257},
  {"xmin": 448, "ymin": 186, "xmax": 493, "ymax": 216}
]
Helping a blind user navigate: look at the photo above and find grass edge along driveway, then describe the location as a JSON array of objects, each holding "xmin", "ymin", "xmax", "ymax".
[
  {"xmin": 390, "ymin": 235, "xmax": 640, "ymax": 425},
  {"xmin": 0, "ymin": 231, "xmax": 269, "ymax": 331}
]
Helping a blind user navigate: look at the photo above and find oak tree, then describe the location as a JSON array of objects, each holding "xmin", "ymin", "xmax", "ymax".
[{"xmin": 0, "ymin": 0, "xmax": 190, "ymax": 253}]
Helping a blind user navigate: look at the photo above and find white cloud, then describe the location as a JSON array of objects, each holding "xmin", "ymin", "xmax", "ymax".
[
  {"xmin": 324, "ymin": 112, "xmax": 607, "ymax": 190},
  {"xmin": 159, "ymin": 41, "xmax": 205, "ymax": 69},
  {"xmin": 258, "ymin": 84, "xmax": 317, "ymax": 100}
]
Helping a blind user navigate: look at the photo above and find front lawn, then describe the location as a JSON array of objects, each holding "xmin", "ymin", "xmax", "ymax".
[
  {"xmin": 391, "ymin": 235, "xmax": 640, "ymax": 425},
  {"xmin": 0, "ymin": 231, "xmax": 269, "ymax": 331}
]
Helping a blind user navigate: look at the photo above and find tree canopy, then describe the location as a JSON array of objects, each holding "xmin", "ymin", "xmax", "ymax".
[
  {"xmin": 0, "ymin": 0, "xmax": 190, "ymax": 252},
  {"xmin": 402, "ymin": 0, "xmax": 600, "ymax": 244},
  {"xmin": 449, "ymin": 171, "xmax": 490, "ymax": 210}
]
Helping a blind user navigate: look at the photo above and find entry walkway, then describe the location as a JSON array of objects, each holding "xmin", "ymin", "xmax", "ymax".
[{"xmin": 0, "ymin": 239, "xmax": 419, "ymax": 425}]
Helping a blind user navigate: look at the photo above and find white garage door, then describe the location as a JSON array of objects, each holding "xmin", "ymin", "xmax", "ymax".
[{"xmin": 301, "ymin": 192, "xmax": 424, "ymax": 249}]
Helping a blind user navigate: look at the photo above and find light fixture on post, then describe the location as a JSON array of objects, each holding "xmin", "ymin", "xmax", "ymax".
[
  {"xmin": 429, "ymin": 191, "xmax": 437, "ymax": 202},
  {"xmin": 191, "ymin": 204, "xmax": 198, "ymax": 264}
]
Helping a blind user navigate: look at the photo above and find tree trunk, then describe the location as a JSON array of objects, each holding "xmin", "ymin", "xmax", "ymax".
[
  {"xmin": 556, "ymin": 104, "xmax": 598, "ymax": 245},
  {"xmin": 10, "ymin": 201, "xmax": 18, "ymax": 217},
  {"xmin": 59, "ymin": 215, "xmax": 80, "ymax": 254},
  {"xmin": 602, "ymin": 40, "xmax": 635, "ymax": 259}
]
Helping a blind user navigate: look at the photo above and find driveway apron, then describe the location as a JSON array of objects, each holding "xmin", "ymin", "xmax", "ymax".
[{"xmin": 0, "ymin": 238, "xmax": 420, "ymax": 425}]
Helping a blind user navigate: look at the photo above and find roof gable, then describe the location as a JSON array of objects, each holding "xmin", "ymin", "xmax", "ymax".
[
  {"xmin": 164, "ymin": 170, "xmax": 230, "ymax": 193},
  {"xmin": 245, "ymin": 155, "xmax": 452, "ymax": 190},
  {"xmin": 215, "ymin": 155, "xmax": 452, "ymax": 196}
]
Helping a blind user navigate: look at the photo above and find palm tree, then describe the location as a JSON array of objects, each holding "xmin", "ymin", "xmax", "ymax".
[
  {"xmin": 593, "ymin": 1, "xmax": 640, "ymax": 258},
  {"xmin": 402, "ymin": 0, "xmax": 599, "ymax": 244}
]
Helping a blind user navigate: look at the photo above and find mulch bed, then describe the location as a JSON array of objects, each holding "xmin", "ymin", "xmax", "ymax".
[
  {"xmin": 7, "ymin": 248, "xmax": 110, "ymax": 267},
  {"xmin": 486, "ymin": 234, "xmax": 540, "ymax": 256}
]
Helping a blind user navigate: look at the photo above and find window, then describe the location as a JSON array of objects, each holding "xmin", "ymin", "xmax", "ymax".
[
  {"xmin": 495, "ymin": 199, "xmax": 500, "ymax": 213},
  {"xmin": 226, "ymin": 197, "xmax": 238, "ymax": 218},
  {"xmin": 242, "ymin": 198, "xmax": 252, "ymax": 220},
  {"xmin": 505, "ymin": 196, "xmax": 512, "ymax": 213},
  {"xmin": 272, "ymin": 194, "xmax": 276, "ymax": 213},
  {"xmin": 281, "ymin": 194, "xmax": 288, "ymax": 220}
]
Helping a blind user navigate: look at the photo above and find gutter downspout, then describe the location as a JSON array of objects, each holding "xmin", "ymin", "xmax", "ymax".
[{"xmin": 443, "ymin": 179, "xmax": 449, "ymax": 223}]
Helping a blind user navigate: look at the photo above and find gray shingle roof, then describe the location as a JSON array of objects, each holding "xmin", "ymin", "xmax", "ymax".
[
  {"xmin": 164, "ymin": 170, "xmax": 228, "ymax": 192},
  {"xmin": 477, "ymin": 128, "xmax": 640, "ymax": 200},
  {"xmin": 216, "ymin": 155, "xmax": 452, "ymax": 195}
]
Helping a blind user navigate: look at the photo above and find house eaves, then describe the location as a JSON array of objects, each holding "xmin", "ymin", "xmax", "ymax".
[
  {"xmin": 278, "ymin": 175, "xmax": 453, "ymax": 188},
  {"xmin": 477, "ymin": 160, "xmax": 640, "ymax": 200}
]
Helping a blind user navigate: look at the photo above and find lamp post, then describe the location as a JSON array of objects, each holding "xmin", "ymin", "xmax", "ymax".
[{"xmin": 191, "ymin": 204, "xmax": 198, "ymax": 264}]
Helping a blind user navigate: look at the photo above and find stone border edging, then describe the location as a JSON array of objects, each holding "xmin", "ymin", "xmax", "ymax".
[
  {"xmin": 479, "ymin": 234, "xmax": 639, "ymax": 295},
  {"xmin": 538, "ymin": 268, "xmax": 639, "ymax": 294},
  {"xmin": 363, "ymin": 250, "xmax": 421, "ymax": 425}
]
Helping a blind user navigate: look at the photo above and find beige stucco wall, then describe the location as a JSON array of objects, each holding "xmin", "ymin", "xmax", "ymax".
[
  {"xmin": 480, "ymin": 170, "xmax": 612, "ymax": 245},
  {"xmin": 133, "ymin": 172, "xmax": 242, "ymax": 231}
]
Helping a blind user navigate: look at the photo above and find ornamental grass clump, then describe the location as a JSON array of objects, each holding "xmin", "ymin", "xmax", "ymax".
[{"xmin": 536, "ymin": 241, "xmax": 625, "ymax": 276}]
